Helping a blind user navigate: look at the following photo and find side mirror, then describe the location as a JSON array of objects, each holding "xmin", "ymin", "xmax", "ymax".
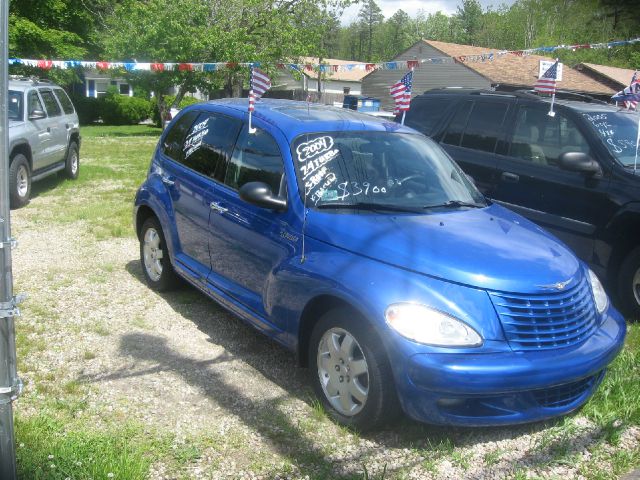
[
  {"xmin": 28, "ymin": 109, "xmax": 46, "ymax": 120},
  {"xmin": 559, "ymin": 152, "xmax": 602, "ymax": 177},
  {"xmin": 239, "ymin": 182, "xmax": 287, "ymax": 211}
]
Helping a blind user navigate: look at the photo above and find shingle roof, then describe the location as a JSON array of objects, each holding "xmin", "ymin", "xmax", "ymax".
[
  {"xmin": 576, "ymin": 63, "xmax": 635, "ymax": 89},
  {"xmin": 423, "ymin": 40, "xmax": 616, "ymax": 95},
  {"xmin": 298, "ymin": 57, "xmax": 368, "ymax": 83}
]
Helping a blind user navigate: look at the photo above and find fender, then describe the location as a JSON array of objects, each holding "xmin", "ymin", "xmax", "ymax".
[
  {"xmin": 134, "ymin": 175, "xmax": 179, "ymax": 266},
  {"xmin": 601, "ymin": 201, "xmax": 640, "ymax": 278}
]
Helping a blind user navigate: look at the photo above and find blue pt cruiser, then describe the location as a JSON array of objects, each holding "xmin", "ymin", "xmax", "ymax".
[{"xmin": 133, "ymin": 99, "xmax": 626, "ymax": 430}]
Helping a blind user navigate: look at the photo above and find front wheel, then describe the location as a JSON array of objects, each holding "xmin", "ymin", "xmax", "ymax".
[
  {"xmin": 139, "ymin": 217, "xmax": 179, "ymax": 291},
  {"xmin": 309, "ymin": 308, "xmax": 400, "ymax": 431},
  {"xmin": 9, "ymin": 154, "xmax": 31, "ymax": 209},
  {"xmin": 618, "ymin": 247, "xmax": 640, "ymax": 319}
]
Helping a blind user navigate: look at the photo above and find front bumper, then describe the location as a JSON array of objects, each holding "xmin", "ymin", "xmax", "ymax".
[{"xmin": 395, "ymin": 307, "xmax": 626, "ymax": 426}]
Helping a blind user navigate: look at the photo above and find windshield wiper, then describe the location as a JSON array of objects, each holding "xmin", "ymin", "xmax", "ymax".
[
  {"xmin": 423, "ymin": 200, "xmax": 485, "ymax": 209},
  {"xmin": 316, "ymin": 201, "xmax": 422, "ymax": 213}
]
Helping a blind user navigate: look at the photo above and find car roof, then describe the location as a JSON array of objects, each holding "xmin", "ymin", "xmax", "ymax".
[
  {"xmin": 191, "ymin": 98, "xmax": 416, "ymax": 141},
  {"xmin": 417, "ymin": 88, "xmax": 623, "ymax": 113},
  {"xmin": 9, "ymin": 78, "xmax": 60, "ymax": 91}
]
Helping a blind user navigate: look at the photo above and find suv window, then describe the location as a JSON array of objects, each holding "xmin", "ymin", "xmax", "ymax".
[
  {"xmin": 460, "ymin": 101, "xmax": 509, "ymax": 153},
  {"xmin": 404, "ymin": 97, "xmax": 452, "ymax": 136},
  {"xmin": 162, "ymin": 111, "xmax": 199, "ymax": 161},
  {"xmin": 8, "ymin": 91, "xmax": 22, "ymax": 121},
  {"xmin": 225, "ymin": 126, "xmax": 285, "ymax": 195},
  {"xmin": 39, "ymin": 89, "xmax": 62, "ymax": 117},
  {"xmin": 180, "ymin": 112, "xmax": 242, "ymax": 181},
  {"xmin": 28, "ymin": 91, "xmax": 44, "ymax": 116},
  {"xmin": 53, "ymin": 89, "xmax": 75, "ymax": 115},
  {"xmin": 442, "ymin": 100, "xmax": 472, "ymax": 146},
  {"xmin": 510, "ymin": 105, "xmax": 591, "ymax": 168}
]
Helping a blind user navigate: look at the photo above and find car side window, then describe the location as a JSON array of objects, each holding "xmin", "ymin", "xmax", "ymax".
[
  {"xmin": 180, "ymin": 113, "xmax": 242, "ymax": 182},
  {"xmin": 459, "ymin": 101, "xmax": 509, "ymax": 153},
  {"xmin": 28, "ymin": 91, "xmax": 44, "ymax": 116},
  {"xmin": 162, "ymin": 110, "xmax": 199, "ymax": 161},
  {"xmin": 510, "ymin": 106, "xmax": 591, "ymax": 168},
  {"xmin": 225, "ymin": 126, "xmax": 285, "ymax": 195},
  {"xmin": 39, "ymin": 90, "xmax": 62, "ymax": 117},
  {"xmin": 442, "ymin": 100, "xmax": 472, "ymax": 146},
  {"xmin": 53, "ymin": 89, "xmax": 75, "ymax": 115},
  {"xmin": 404, "ymin": 98, "xmax": 452, "ymax": 136}
]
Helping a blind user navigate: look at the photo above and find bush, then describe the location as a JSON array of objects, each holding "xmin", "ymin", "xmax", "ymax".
[
  {"xmin": 100, "ymin": 92, "xmax": 152, "ymax": 125},
  {"xmin": 69, "ymin": 94, "xmax": 101, "ymax": 125},
  {"xmin": 152, "ymin": 95, "xmax": 201, "ymax": 127}
]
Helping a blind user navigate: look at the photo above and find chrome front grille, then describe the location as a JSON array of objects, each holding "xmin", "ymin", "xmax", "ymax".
[{"xmin": 489, "ymin": 276, "xmax": 598, "ymax": 351}]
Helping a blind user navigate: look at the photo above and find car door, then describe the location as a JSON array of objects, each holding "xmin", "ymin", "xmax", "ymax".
[
  {"xmin": 37, "ymin": 88, "xmax": 68, "ymax": 167},
  {"xmin": 206, "ymin": 123, "xmax": 294, "ymax": 330},
  {"xmin": 160, "ymin": 110, "xmax": 242, "ymax": 285},
  {"xmin": 437, "ymin": 98, "xmax": 511, "ymax": 197},
  {"xmin": 25, "ymin": 89, "xmax": 55, "ymax": 170},
  {"xmin": 492, "ymin": 102, "xmax": 611, "ymax": 261}
]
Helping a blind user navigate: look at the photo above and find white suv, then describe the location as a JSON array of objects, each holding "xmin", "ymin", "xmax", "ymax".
[{"xmin": 8, "ymin": 77, "xmax": 81, "ymax": 208}]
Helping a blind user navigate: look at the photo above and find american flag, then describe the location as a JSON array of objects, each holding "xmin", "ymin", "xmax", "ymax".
[
  {"xmin": 535, "ymin": 60, "xmax": 559, "ymax": 95},
  {"xmin": 390, "ymin": 70, "xmax": 413, "ymax": 114},
  {"xmin": 248, "ymin": 66, "xmax": 271, "ymax": 112},
  {"xmin": 612, "ymin": 71, "xmax": 639, "ymax": 110}
]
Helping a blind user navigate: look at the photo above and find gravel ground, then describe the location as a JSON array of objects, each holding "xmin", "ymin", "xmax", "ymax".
[{"xmin": 9, "ymin": 157, "xmax": 640, "ymax": 479}]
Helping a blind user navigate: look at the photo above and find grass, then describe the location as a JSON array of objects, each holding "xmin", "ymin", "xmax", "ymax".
[{"xmin": 12, "ymin": 125, "xmax": 640, "ymax": 479}]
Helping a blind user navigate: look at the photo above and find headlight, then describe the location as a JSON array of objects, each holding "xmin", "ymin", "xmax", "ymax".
[
  {"xmin": 588, "ymin": 269, "xmax": 608, "ymax": 315},
  {"xmin": 385, "ymin": 303, "xmax": 482, "ymax": 347}
]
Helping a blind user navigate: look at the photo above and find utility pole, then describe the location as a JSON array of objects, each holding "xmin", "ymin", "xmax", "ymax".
[{"xmin": 0, "ymin": 0, "xmax": 21, "ymax": 477}]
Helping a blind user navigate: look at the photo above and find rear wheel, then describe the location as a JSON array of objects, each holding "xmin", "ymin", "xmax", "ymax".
[
  {"xmin": 139, "ymin": 217, "xmax": 179, "ymax": 291},
  {"xmin": 9, "ymin": 154, "xmax": 31, "ymax": 209},
  {"xmin": 309, "ymin": 308, "xmax": 400, "ymax": 431},
  {"xmin": 64, "ymin": 141, "xmax": 79, "ymax": 179},
  {"xmin": 618, "ymin": 247, "xmax": 640, "ymax": 319}
]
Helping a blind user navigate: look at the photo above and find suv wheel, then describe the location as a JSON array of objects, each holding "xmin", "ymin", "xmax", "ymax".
[
  {"xmin": 139, "ymin": 217, "xmax": 179, "ymax": 291},
  {"xmin": 64, "ymin": 141, "xmax": 79, "ymax": 179},
  {"xmin": 618, "ymin": 247, "xmax": 640, "ymax": 319},
  {"xmin": 9, "ymin": 154, "xmax": 31, "ymax": 209},
  {"xmin": 309, "ymin": 308, "xmax": 400, "ymax": 431}
]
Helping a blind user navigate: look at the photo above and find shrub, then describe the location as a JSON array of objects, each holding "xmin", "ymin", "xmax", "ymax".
[
  {"xmin": 99, "ymin": 91, "xmax": 152, "ymax": 125},
  {"xmin": 69, "ymin": 94, "xmax": 101, "ymax": 125}
]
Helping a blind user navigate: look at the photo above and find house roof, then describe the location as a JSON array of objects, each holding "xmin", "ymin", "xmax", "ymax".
[
  {"xmin": 298, "ymin": 57, "xmax": 368, "ymax": 83},
  {"xmin": 575, "ymin": 63, "xmax": 635, "ymax": 89},
  {"xmin": 422, "ymin": 40, "xmax": 616, "ymax": 95}
]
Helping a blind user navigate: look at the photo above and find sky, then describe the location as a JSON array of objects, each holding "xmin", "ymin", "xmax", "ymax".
[{"xmin": 341, "ymin": 0, "xmax": 516, "ymax": 26}]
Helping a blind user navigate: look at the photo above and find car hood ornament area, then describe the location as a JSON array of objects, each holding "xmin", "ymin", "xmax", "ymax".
[{"xmin": 537, "ymin": 278, "xmax": 573, "ymax": 290}]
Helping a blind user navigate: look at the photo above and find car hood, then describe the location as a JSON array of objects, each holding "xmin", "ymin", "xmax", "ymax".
[{"xmin": 305, "ymin": 203, "xmax": 581, "ymax": 293}]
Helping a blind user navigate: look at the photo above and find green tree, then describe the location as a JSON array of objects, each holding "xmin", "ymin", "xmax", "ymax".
[
  {"xmin": 455, "ymin": 0, "xmax": 483, "ymax": 45},
  {"xmin": 358, "ymin": 0, "xmax": 384, "ymax": 60}
]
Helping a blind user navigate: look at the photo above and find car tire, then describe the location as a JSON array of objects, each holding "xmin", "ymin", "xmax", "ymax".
[
  {"xmin": 618, "ymin": 246, "xmax": 640, "ymax": 319},
  {"xmin": 309, "ymin": 307, "xmax": 400, "ymax": 431},
  {"xmin": 64, "ymin": 141, "xmax": 79, "ymax": 179},
  {"xmin": 9, "ymin": 154, "xmax": 31, "ymax": 209},
  {"xmin": 139, "ymin": 217, "xmax": 179, "ymax": 291}
]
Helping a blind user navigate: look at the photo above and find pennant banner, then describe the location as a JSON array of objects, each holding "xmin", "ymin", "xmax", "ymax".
[{"xmin": 7, "ymin": 37, "xmax": 639, "ymax": 74}]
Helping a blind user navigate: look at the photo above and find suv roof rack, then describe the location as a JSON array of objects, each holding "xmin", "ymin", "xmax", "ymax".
[
  {"xmin": 514, "ymin": 89, "xmax": 608, "ymax": 104},
  {"xmin": 9, "ymin": 75, "xmax": 54, "ymax": 85}
]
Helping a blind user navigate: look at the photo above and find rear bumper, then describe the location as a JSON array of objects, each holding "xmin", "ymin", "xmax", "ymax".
[{"xmin": 396, "ymin": 307, "xmax": 626, "ymax": 426}]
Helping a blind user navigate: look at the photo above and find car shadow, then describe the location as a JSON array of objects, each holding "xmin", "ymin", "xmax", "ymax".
[{"xmin": 78, "ymin": 258, "xmax": 606, "ymax": 476}]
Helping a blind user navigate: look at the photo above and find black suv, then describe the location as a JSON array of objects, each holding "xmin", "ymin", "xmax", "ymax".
[{"xmin": 404, "ymin": 89, "xmax": 640, "ymax": 316}]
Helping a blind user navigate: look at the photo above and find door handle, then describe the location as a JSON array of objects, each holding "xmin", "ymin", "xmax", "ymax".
[
  {"xmin": 160, "ymin": 175, "xmax": 175, "ymax": 186},
  {"xmin": 210, "ymin": 201, "xmax": 228, "ymax": 213},
  {"xmin": 47, "ymin": 127, "xmax": 51, "ymax": 133},
  {"xmin": 501, "ymin": 172, "xmax": 520, "ymax": 183}
]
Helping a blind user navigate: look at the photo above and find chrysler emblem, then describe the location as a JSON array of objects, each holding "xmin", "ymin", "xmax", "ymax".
[{"xmin": 537, "ymin": 279, "xmax": 572, "ymax": 290}]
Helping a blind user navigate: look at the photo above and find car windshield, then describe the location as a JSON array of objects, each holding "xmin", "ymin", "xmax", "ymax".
[
  {"xmin": 582, "ymin": 110, "xmax": 640, "ymax": 167},
  {"xmin": 8, "ymin": 90, "xmax": 23, "ymax": 121},
  {"xmin": 291, "ymin": 131, "xmax": 486, "ymax": 210}
]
